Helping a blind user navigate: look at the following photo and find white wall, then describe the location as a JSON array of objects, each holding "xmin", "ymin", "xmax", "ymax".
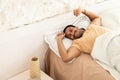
[{"xmin": 0, "ymin": 21, "xmax": 50, "ymax": 80}]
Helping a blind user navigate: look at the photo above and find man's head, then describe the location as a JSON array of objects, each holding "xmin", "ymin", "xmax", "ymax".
[{"xmin": 63, "ymin": 25, "xmax": 85, "ymax": 40}]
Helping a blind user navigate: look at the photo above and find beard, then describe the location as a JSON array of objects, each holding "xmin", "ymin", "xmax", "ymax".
[{"xmin": 79, "ymin": 28, "xmax": 85, "ymax": 38}]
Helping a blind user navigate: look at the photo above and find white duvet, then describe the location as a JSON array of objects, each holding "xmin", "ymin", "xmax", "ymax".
[
  {"xmin": 91, "ymin": 31, "xmax": 120, "ymax": 80},
  {"xmin": 91, "ymin": 1, "xmax": 120, "ymax": 79}
]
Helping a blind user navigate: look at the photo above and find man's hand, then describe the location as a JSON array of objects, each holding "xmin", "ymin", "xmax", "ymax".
[
  {"xmin": 56, "ymin": 32, "xmax": 65, "ymax": 40},
  {"xmin": 73, "ymin": 8, "xmax": 83, "ymax": 16}
]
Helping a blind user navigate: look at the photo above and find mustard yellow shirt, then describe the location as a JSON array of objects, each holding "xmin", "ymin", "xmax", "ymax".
[{"xmin": 71, "ymin": 24, "xmax": 110, "ymax": 54}]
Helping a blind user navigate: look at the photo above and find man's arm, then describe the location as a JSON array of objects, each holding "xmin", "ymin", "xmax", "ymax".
[
  {"xmin": 82, "ymin": 9, "xmax": 101, "ymax": 25},
  {"xmin": 74, "ymin": 8, "xmax": 101, "ymax": 25},
  {"xmin": 56, "ymin": 33, "xmax": 81, "ymax": 62}
]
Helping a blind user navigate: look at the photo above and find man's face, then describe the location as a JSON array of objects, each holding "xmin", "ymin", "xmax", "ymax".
[{"xmin": 65, "ymin": 27, "xmax": 81, "ymax": 40}]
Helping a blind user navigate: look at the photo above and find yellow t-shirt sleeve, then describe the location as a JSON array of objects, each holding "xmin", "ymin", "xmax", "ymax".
[{"xmin": 71, "ymin": 39, "xmax": 83, "ymax": 51}]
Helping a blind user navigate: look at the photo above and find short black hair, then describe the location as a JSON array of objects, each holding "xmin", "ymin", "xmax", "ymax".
[
  {"xmin": 63, "ymin": 25, "xmax": 76, "ymax": 33},
  {"xmin": 80, "ymin": 28, "xmax": 85, "ymax": 30}
]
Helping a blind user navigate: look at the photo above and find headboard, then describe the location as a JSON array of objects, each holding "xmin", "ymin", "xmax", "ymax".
[{"xmin": 0, "ymin": 0, "xmax": 105, "ymax": 31}]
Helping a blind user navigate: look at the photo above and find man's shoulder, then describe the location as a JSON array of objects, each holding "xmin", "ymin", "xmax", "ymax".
[
  {"xmin": 73, "ymin": 37, "xmax": 86, "ymax": 42},
  {"xmin": 87, "ymin": 23, "xmax": 102, "ymax": 29}
]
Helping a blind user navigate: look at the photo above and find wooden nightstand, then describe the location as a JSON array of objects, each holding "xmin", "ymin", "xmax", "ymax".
[{"xmin": 8, "ymin": 70, "xmax": 53, "ymax": 80}]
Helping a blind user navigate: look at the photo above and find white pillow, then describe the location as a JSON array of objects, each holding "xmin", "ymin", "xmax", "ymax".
[{"xmin": 45, "ymin": 13, "xmax": 91, "ymax": 57}]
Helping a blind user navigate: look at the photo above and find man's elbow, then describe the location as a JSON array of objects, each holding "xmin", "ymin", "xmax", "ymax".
[
  {"xmin": 97, "ymin": 16, "xmax": 101, "ymax": 19},
  {"xmin": 62, "ymin": 57, "xmax": 72, "ymax": 63},
  {"xmin": 63, "ymin": 59, "xmax": 69, "ymax": 63},
  {"xmin": 91, "ymin": 16, "xmax": 101, "ymax": 21}
]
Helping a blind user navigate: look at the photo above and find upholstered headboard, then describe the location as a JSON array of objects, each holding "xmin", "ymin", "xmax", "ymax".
[{"xmin": 0, "ymin": 0, "xmax": 105, "ymax": 31}]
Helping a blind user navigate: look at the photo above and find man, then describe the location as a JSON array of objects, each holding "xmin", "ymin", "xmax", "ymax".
[{"xmin": 56, "ymin": 8, "xmax": 110, "ymax": 62}]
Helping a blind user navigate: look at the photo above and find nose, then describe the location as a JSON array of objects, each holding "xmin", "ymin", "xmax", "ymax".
[
  {"xmin": 71, "ymin": 30, "xmax": 74, "ymax": 35},
  {"xmin": 71, "ymin": 36, "xmax": 74, "ymax": 40},
  {"xmin": 70, "ymin": 31, "xmax": 74, "ymax": 39}
]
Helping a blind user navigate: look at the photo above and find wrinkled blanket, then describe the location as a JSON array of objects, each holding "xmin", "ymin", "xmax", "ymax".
[
  {"xmin": 91, "ymin": 31, "xmax": 120, "ymax": 80},
  {"xmin": 45, "ymin": 48, "xmax": 115, "ymax": 80}
]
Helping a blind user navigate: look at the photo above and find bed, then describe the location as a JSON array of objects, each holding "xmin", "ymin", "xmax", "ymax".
[
  {"xmin": 44, "ymin": 0, "xmax": 120, "ymax": 80},
  {"xmin": 0, "ymin": 0, "xmax": 120, "ymax": 80}
]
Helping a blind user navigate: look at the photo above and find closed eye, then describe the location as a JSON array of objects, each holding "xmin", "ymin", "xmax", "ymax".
[{"xmin": 69, "ymin": 29, "xmax": 72, "ymax": 32}]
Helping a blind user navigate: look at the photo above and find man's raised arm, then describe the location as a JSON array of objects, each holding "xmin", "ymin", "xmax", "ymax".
[{"xmin": 74, "ymin": 8, "xmax": 101, "ymax": 25}]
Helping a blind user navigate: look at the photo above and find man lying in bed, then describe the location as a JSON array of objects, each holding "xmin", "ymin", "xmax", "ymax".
[{"xmin": 56, "ymin": 8, "xmax": 110, "ymax": 62}]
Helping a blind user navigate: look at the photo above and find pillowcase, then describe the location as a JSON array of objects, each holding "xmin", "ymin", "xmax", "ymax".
[{"xmin": 44, "ymin": 13, "xmax": 91, "ymax": 57}]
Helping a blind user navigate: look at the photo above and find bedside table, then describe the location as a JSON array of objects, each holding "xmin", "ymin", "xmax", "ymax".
[{"xmin": 8, "ymin": 70, "xmax": 53, "ymax": 80}]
